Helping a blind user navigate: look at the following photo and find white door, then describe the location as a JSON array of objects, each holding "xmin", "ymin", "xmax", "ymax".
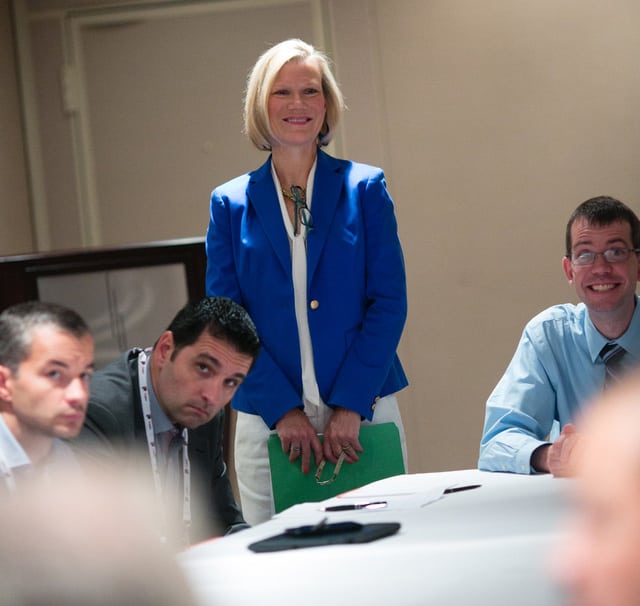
[
  {"xmin": 64, "ymin": 0, "xmax": 318, "ymax": 246},
  {"xmin": 37, "ymin": 264, "xmax": 188, "ymax": 368}
]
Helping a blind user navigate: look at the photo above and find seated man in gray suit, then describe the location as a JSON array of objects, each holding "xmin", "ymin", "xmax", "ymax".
[{"xmin": 74, "ymin": 296, "xmax": 260, "ymax": 547}]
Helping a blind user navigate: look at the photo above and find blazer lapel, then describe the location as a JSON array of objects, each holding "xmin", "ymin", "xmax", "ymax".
[
  {"xmin": 307, "ymin": 150, "xmax": 344, "ymax": 280},
  {"xmin": 247, "ymin": 157, "xmax": 291, "ymax": 275}
]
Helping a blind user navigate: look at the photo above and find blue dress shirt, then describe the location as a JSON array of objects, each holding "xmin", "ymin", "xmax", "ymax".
[
  {"xmin": 0, "ymin": 415, "xmax": 78, "ymax": 488},
  {"xmin": 0, "ymin": 416, "xmax": 31, "ymax": 470},
  {"xmin": 145, "ymin": 356, "xmax": 178, "ymax": 468},
  {"xmin": 479, "ymin": 296, "xmax": 640, "ymax": 473}
]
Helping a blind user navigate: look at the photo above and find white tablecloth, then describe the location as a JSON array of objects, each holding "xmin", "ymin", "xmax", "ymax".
[{"xmin": 179, "ymin": 469, "xmax": 571, "ymax": 605}]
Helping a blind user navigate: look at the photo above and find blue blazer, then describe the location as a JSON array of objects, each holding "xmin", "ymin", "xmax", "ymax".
[{"xmin": 206, "ymin": 149, "xmax": 408, "ymax": 428}]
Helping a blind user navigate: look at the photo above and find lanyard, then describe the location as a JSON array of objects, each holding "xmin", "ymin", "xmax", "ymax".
[{"xmin": 137, "ymin": 349, "xmax": 191, "ymax": 545}]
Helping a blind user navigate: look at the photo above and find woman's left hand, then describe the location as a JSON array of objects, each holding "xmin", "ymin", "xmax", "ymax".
[{"xmin": 323, "ymin": 407, "xmax": 363, "ymax": 463}]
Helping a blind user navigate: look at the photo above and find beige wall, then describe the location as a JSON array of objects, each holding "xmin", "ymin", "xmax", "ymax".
[
  {"xmin": 367, "ymin": 0, "xmax": 640, "ymax": 471},
  {"xmin": 3, "ymin": 0, "xmax": 640, "ymax": 473},
  {"xmin": 0, "ymin": 0, "xmax": 32, "ymax": 254}
]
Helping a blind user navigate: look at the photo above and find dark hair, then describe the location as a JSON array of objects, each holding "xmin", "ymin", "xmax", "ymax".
[
  {"xmin": 0, "ymin": 301, "xmax": 91, "ymax": 373},
  {"xmin": 165, "ymin": 297, "xmax": 260, "ymax": 361},
  {"xmin": 565, "ymin": 195, "xmax": 640, "ymax": 256}
]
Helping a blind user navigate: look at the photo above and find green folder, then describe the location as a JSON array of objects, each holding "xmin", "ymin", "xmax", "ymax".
[{"xmin": 268, "ymin": 422, "xmax": 405, "ymax": 514}]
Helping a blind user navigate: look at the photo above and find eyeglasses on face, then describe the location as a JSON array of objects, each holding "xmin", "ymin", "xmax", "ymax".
[
  {"xmin": 568, "ymin": 247, "xmax": 640, "ymax": 267},
  {"xmin": 289, "ymin": 185, "xmax": 314, "ymax": 237}
]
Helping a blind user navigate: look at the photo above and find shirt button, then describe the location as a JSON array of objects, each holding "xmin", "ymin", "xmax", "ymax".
[{"xmin": 309, "ymin": 300, "xmax": 319, "ymax": 310}]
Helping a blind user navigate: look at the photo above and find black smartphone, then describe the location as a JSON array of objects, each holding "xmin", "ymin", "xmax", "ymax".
[
  {"xmin": 284, "ymin": 521, "xmax": 362, "ymax": 537},
  {"xmin": 249, "ymin": 522, "xmax": 401, "ymax": 553}
]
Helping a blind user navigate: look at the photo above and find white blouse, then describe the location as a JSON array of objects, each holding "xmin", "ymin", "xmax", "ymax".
[{"xmin": 271, "ymin": 159, "xmax": 321, "ymax": 408}]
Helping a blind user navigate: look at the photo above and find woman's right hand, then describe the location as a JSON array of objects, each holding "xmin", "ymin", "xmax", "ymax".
[{"xmin": 275, "ymin": 408, "xmax": 323, "ymax": 474}]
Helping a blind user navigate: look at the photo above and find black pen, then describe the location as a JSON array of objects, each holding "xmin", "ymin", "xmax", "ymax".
[
  {"xmin": 443, "ymin": 484, "xmax": 481, "ymax": 494},
  {"xmin": 322, "ymin": 501, "xmax": 388, "ymax": 512}
]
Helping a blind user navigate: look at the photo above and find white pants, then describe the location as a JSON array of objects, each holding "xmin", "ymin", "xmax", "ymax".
[{"xmin": 234, "ymin": 395, "xmax": 407, "ymax": 525}]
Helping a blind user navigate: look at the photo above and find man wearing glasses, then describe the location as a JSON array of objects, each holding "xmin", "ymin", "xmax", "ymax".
[{"xmin": 479, "ymin": 196, "xmax": 640, "ymax": 476}]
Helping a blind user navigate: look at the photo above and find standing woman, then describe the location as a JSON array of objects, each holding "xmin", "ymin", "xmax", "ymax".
[{"xmin": 206, "ymin": 38, "xmax": 408, "ymax": 524}]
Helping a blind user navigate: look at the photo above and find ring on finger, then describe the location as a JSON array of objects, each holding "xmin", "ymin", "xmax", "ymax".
[{"xmin": 290, "ymin": 445, "xmax": 301, "ymax": 453}]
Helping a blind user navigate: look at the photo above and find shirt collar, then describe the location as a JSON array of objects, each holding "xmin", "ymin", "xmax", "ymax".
[
  {"xmin": 586, "ymin": 295, "xmax": 640, "ymax": 362},
  {"xmin": 0, "ymin": 415, "xmax": 31, "ymax": 468},
  {"xmin": 615, "ymin": 295, "xmax": 640, "ymax": 357}
]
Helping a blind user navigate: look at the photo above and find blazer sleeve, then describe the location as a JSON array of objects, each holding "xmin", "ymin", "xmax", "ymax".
[
  {"xmin": 324, "ymin": 170, "xmax": 408, "ymax": 417},
  {"xmin": 206, "ymin": 187, "xmax": 304, "ymax": 428}
]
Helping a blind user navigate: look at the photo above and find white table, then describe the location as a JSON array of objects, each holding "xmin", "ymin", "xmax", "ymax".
[{"xmin": 179, "ymin": 469, "xmax": 571, "ymax": 605}]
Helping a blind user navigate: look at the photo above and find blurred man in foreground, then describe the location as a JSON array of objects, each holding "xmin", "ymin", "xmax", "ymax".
[
  {"xmin": 552, "ymin": 371, "xmax": 640, "ymax": 606},
  {"xmin": 0, "ymin": 468, "xmax": 197, "ymax": 605}
]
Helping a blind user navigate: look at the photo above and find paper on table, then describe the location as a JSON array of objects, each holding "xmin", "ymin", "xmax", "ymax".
[
  {"xmin": 338, "ymin": 473, "xmax": 450, "ymax": 497},
  {"xmin": 320, "ymin": 484, "xmax": 448, "ymax": 511},
  {"xmin": 273, "ymin": 472, "xmax": 488, "ymax": 518},
  {"xmin": 273, "ymin": 480, "xmax": 477, "ymax": 518}
]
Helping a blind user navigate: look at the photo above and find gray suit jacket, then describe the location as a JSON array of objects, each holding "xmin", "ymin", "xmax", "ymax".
[{"xmin": 73, "ymin": 349, "xmax": 246, "ymax": 542}]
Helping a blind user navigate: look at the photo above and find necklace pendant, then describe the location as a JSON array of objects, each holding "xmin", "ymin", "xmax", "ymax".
[{"xmin": 282, "ymin": 185, "xmax": 306, "ymax": 203}]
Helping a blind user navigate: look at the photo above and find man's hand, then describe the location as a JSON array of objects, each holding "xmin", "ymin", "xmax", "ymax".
[{"xmin": 532, "ymin": 424, "xmax": 582, "ymax": 477}]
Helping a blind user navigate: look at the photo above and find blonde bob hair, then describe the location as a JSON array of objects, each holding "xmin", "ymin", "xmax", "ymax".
[{"xmin": 244, "ymin": 38, "xmax": 345, "ymax": 151}]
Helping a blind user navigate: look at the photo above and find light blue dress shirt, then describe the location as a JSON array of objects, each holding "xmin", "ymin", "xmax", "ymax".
[
  {"xmin": 0, "ymin": 415, "xmax": 78, "ymax": 488},
  {"xmin": 0, "ymin": 415, "xmax": 31, "ymax": 470},
  {"xmin": 479, "ymin": 296, "xmax": 640, "ymax": 474}
]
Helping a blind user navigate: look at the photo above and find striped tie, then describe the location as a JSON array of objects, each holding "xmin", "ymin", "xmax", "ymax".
[{"xmin": 599, "ymin": 343, "xmax": 626, "ymax": 387}]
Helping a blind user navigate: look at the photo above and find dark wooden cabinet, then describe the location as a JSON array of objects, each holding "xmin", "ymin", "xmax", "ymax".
[
  {"xmin": 0, "ymin": 237, "xmax": 206, "ymax": 313},
  {"xmin": 0, "ymin": 237, "xmax": 236, "ymax": 460}
]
